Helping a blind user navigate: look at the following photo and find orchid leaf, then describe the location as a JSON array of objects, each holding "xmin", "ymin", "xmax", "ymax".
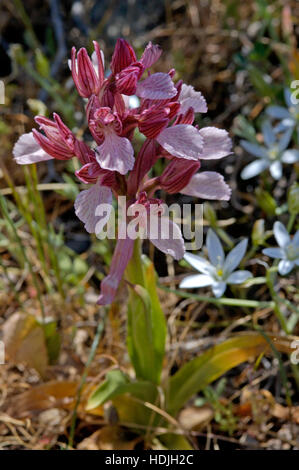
[{"xmin": 165, "ymin": 332, "xmax": 297, "ymax": 416}]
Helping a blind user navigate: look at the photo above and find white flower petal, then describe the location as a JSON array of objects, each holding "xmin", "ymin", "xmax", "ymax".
[
  {"xmin": 278, "ymin": 127, "xmax": 293, "ymax": 152},
  {"xmin": 179, "ymin": 274, "xmax": 213, "ymax": 289},
  {"xmin": 226, "ymin": 270, "xmax": 252, "ymax": 284},
  {"xmin": 207, "ymin": 229, "xmax": 224, "ymax": 266},
  {"xmin": 278, "ymin": 259, "xmax": 294, "ymax": 275},
  {"xmin": 293, "ymin": 230, "xmax": 299, "ymax": 247},
  {"xmin": 184, "ymin": 252, "xmax": 214, "ymax": 274},
  {"xmin": 262, "ymin": 121, "xmax": 276, "ymax": 147},
  {"xmin": 240, "ymin": 140, "xmax": 268, "ymax": 158},
  {"xmin": 266, "ymin": 105, "xmax": 291, "ymax": 120},
  {"xmin": 269, "ymin": 161, "xmax": 282, "ymax": 180},
  {"xmin": 281, "ymin": 149, "xmax": 299, "ymax": 163},
  {"xmin": 223, "ymin": 239, "xmax": 248, "ymax": 274},
  {"xmin": 212, "ymin": 281, "xmax": 226, "ymax": 298},
  {"xmin": 262, "ymin": 247, "xmax": 285, "ymax": 259},
  {"xmin": 273, "ymin": 221, "xmax": 290, "ymax": 248},
  {"xmin": 241, "ymin": 159, "xmax": 269, "ymax": 179}
]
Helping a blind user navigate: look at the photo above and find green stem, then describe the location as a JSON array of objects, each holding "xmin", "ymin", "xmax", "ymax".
[
  {"xmin": 287, "ymin": 213, "xmax": 296, "ymax": 232},
  {"xmin": 125, "ymin": 238, "xmax": 145, "ymax": 286},
  {"xmin": 159, "ymin": 286, "xmax": 275, "ymax": 309},
  {"xmin": 0, "ymin": 193, "xmax": 45, "ymax": 319},
  {"xmin": 266, "ymin": 267, "xmax": 290, "ymax": 334}
]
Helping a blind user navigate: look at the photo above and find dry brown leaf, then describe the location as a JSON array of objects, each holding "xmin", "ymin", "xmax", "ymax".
[
  {"xmin": 2, "ymin": 313, "xmax": 48, "ymax": 376},
  {"xmin": 178, "ymin": 405, "xmax": 214, "ymax": 430},
  {"xmin": 77, "ymin": 425, "xmax": 140, "ymax": 450},
  {"xmin": 6, "ymin": 380, "xmax": 103, "ymax": 419}
]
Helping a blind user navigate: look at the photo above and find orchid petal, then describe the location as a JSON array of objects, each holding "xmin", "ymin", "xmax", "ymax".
[
  {"xmin": 181, "ymin": 171, "xmax": 231, "ymax": 201},
  {"xmin": 96, "ymin": 133, "xmax": 134, "ymax": 175},
  {"xmin": 13, "ymin": 132, "xmax": 54, "ymax": 165},
  {"xmin": 198, "ymin": 127, "xmax": 232, "ymax": 160},
  {"xmin": 148, "ymin": 215, "xmax": 185, "ymax": 260},
  {"xmin": 74, "ymin": 180, "xmax": 112, "ymax": 234},
  {"xmin": 157, "ymin": 124, "xmax": 203, "ymax": 160},
  {"xmin": 179, "ymin": 84, "xmax": 207, "ymax": 114},
  {"xmin": 140, "ymin": 42, "xmax": 162, "ymax": 69},
  {"xmin": 136, "ymin": 72, "xmax": 177, "ymax": 100}
]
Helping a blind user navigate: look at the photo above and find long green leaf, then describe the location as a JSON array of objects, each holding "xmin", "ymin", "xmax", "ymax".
[
  {"xmin": 87, "ymin": 369, "xmax": 157, "ymax": 411},
  {"xmin": 165, "ymin": 332, "xmax": 290, "ymax": 416},
  {"xmin": 125, "ymin": 241, "xmax": 166, "ymax": 384}
]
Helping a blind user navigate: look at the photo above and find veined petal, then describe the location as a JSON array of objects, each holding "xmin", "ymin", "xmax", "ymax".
[
  {"xmin": 96, "ymin": 133, "xmax": 134, "ymax": 175},
  {"xmin": 262, "ymin": 247, "xmax": 285, "ymax": 259},
  {"xmin": 281, "ymin": 149, "xmax": 299, "ymax": 163},
  {"xmin": 140, "ymin": 42, "xmax": 162, "ymax": 69},
  {"xmin": 198, "ymin": 127, "xmax": 232, "ymax": 160},
  {"xmin": 179, "ymin": 84, "xmax": 207, "ymax": 114},
  {"xmin": 179, "ymin": 274, "xmax": 213, "ymax": 289},
  {"xmin": 180, "ymin": 171, "xmax": 231, "ymax": 201},
  {"xmin": 207, "ymin": 229, "xmax": 224, "ymax": 266},
  {"xmin": 269, "ymin": 161, "xmax": 282, "ymax": 180},
  {"xmin": 148, "ymin": 215, "xmax": 185, "ymax": 260},
  {"xmin": 74, "ymin": 180, "xmax": 112, "ymax": 234},
  {"xmin": 184, "ymin": 252, "xmax": 214, "ymax": 274},
  {"xmin": 97, "ymin": 237, "xmax": 134, "ymax": 305},
  {"xmin": 136, "ymin": 73, "xmax": 177, "ymax": 100},
  {"xmin": 226, "ymin": 270, "xmax": 252, "ymax": 284},
  {"xmin": 273, "ymin": 221, "xmax": 290, "ymax": 248},
  {"xmin": 157, "ymin": 124, "xmax": 203, "ymax": 160},
  {"xmin": 212, "ymin": 281, "xmax": 226, "ymax": 298},
  {"xmin": 13, "ymin": 132, "xmax": 54, "ymax": 164},
  {"xmin": 223, "ymin": 239, "xmax": 248, "ymax": 274},
  {"xmin": 240, "ymin": 159, "xmax": 269, "ymax": 179},
  {"xmin": 278, "ymin": 259, "xmax": 294, "ymax": 275},
  {"xmin": 240, "ymin": 140, "xmax": 268, "ymax": 158}
]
